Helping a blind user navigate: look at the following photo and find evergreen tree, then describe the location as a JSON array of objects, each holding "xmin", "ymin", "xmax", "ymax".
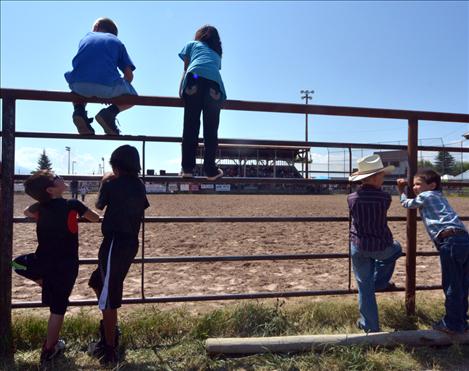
[
  {"xmin": 36, "ymin": 149, "xmax": 53, "ymax": 172},
  {"xmin": 434, "ymin": 151, "xmax": 456, "ymax": 175}
]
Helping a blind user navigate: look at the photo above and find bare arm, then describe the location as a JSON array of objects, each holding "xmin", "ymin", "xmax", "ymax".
[
  {"xmin": 23, "ymin": 206, "xmax": 37, "ymax": 219},
  {"xmin": 82, "ymin": 209, "xmax": 100, "ymax": 222},
  {"xmin": 396, "ymin": 178, "xmax": 407, "ymax": 195},
  {"xmin": 397, "ymin": 178, "xmax": 425, "ymax": 209},
  {"xmin": 123, "ymin": 66, "xmax": 134, "ymax": 83},
  {"xmin": 179, "ymin": 57, "xmax": 190, "ymax": 98},
  {"xmin": 95, "ymin": 172, "xmax": 116, "ymax": 210}
]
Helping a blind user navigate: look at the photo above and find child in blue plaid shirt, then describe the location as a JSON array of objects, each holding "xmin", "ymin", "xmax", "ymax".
[{"xmin": 398, "ymin": 169, "xmax": 469, "ymax": 334}]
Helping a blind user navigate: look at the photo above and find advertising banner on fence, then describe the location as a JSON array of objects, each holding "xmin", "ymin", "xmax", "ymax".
[
  {"xmin": 180, "ymin": 183, "xmax": 190, "ymax": 192},
  {"xmin": 189, "ymin": 184, "xmax": 200, "ymax": 192},
  {"xmin": 200, "ymin": 183, "xmax": 214, "ymax": 190},
  {"xmin": 168, "ymin": 183, "xmax": 179, "ymax": 192},
  {"xmin": 145, "ymin": 184, "xmax": 167, "ymax": 193},
  {"xmin": 215, "ymin": 184, "xmax": 231, "ymax": 192}
]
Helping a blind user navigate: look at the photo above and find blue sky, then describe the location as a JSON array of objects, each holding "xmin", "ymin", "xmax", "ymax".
[{"xmin": 1, "ymin": 1, "xmax": 468, "ymax": 175}]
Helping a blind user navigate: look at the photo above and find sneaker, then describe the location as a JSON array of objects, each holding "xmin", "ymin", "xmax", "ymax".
[
  {"xmin": 95, "ymin": 108, "xmax": 120, "ymax": 135},
  {"xmin": 356, "ymin": 319, "xmax": 379, "ymax": 333},
  {"xmin": 88, "ymin": 320, "xmax": 120, "ymax": 359},
  {"xmin": 206, "ymin": 168, "xmax": 223, "ymax": 181},
  {"xmin": 87, "ymin": 340, "xmax": 105, "ymax": 359},
  {"xmin": 72, "ymin": 109, "xmax": 95, "ymax": 135},
  {"xmin": 40, "ymin": 339, "xmax": 65, "ymax": 365},
  {"xmin": 432, "ymin": 320, "xmax": 464, "ymax": 335}
]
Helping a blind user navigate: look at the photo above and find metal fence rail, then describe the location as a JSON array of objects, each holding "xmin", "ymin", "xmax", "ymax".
[{"xmin": 1, "ymin": 88, "xmax": 469, "ymax": 357}]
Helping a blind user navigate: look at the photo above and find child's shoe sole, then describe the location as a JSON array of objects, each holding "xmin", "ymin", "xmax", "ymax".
[{"xmin": 73, "ymin": 115, "xmax": 95, "ymax": 135}]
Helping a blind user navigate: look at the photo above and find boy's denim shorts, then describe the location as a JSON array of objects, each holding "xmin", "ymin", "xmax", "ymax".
[{"xmin": 69, "ymin": 79, "xmax": 138, "ymax": 98}]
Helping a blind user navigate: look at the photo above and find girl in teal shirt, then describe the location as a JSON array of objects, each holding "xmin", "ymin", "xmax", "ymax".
[{"xmin": 179, "ymin": 25, "xmax": 226, "ymax": 181}]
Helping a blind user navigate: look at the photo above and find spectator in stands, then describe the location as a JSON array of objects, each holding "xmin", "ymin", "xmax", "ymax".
[
  {"xmin": 179, "ymin": 25, "xmax": 226, "ymax": 181},
  {"xmin": 12, "ymin": 170, "xmax": 99, "ymax": 366},
  {"xmin": 398, "ymin": 169, "xmax": 469, "ymax": 334},
  {"xmin": 348, "ymin": 154, "xmax": 402, "ymax": 333},
  {"xmin": 65, "ymin": 17, "xmax": 137, "ymax": 136}
]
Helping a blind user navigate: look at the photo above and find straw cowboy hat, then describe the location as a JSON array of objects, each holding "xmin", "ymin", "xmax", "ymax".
[{"xmin": 349, "ymin": 154, "xmax": 395, "ymax": 182}]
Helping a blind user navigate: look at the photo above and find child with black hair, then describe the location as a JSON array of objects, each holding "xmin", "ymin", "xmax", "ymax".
[
  {"xmin": 179, "ymin": 25, "xmax": 226, "ymax": 181},
  {"xmin": 398, "ymin": 169, "xmax": 469, "ymax": 334},
  {"xmin": 88, "ymin": 145, "xmax": 149, "ymax": 365},
  {"xmin": 65, "ymin": 17, "xmax": 137, "ymax": 136},
  {"xmin": 12, "ymin": 170, "xmax": 99, "ymax": 366}
]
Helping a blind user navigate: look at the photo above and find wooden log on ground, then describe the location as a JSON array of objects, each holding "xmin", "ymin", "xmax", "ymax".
[{"xmin": 206, "ymin": 330, "xmax": 469, "ymax": 355}]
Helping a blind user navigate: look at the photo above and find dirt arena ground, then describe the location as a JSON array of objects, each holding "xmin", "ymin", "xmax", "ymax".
[{"xmin": 11, "ymin": 193, "xmax": 469, "ymax": 312}]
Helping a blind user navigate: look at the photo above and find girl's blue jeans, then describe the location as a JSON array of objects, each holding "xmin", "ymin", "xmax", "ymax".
[{"xmin": 351, "ymin": 241, "xmax": 402, "ymax": 332}]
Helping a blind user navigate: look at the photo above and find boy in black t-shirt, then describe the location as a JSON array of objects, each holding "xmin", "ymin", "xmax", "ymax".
[
  {"xmin": 88, "ymin": 145, "xmax": 149, "ymax": 365},
  {"xmin": 12, "ymin": 170, "xmax": 99, "ymax": 365}
]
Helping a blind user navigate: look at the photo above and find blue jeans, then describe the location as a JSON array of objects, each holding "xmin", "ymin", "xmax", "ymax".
[
  {"xmin": 181, "ymin": 73, "xmax": 222, "ymax": 177},
  {"xmin": 435, "ymin": 231, "xmax": 469, "ymax": 333},
  {"xmin": 351, "ymin": 241, "xmax": 402, "ymax": 332}
]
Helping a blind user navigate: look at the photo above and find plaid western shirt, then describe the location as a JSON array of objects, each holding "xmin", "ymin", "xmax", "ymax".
[
  {"xmin": 347, "ymin": 184, "xmax": 393, "ymax": 251},
  {"xmin": 400, "ymin": 190, "xmax": 467, "ymax": 241}
]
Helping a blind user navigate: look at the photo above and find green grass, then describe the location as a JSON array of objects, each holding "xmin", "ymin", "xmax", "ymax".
[{"xmin": 2, "ymin": 295, "xmax": 469, "ymax": 370}]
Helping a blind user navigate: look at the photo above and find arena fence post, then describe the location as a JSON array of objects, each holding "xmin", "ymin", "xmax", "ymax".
[
  {"xmin": 0, "ymin": 97, "xmax": 16, "ymax": 359},
  {"xmin": 141, "ymin": 140, "xmax": 146, "ymax": 298},
  {"xmin": 347, "ymin": 146, "xmax": 353, "ymax": 290},
  {"xmin": 405, "ymin": 118, "xmax": 418, "ymax": 315}
]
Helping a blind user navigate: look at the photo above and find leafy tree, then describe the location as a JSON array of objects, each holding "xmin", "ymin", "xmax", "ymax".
[
  {"xmin": 434, "ymin": 151, "xmax": 456, "ymax": 175},
  {"xmin": 417, "ymin": 160, "xmax": 435, "ymax": 169},
  {"xmin": 453, "ymin": 161, "xmax": 469, "ymax": 175},
  {"xmin": 36, "ymin": 149, "xmax": 53, "ymax": 172}
]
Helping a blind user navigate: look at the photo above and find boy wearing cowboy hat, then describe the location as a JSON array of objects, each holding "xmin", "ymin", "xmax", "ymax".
[{"xmin": 348, "ymin": 154, "xmax": 402, "ymax": 333}]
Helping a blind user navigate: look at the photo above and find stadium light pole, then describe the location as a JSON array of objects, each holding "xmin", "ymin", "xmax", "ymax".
[
  {"xmin": 301, "ymin": 90, "xmax": 314, "ymax": 179},
  {"xmin": 65, "ymin": 146, "xmax": 71, "ymax": 175},
  {"xmin": 102, "ymin": 157, "xmax": 105, "ymax": 174},
  {"xmin": 463, "ymin": 133, "xmax": 469, "ymax": 180},
  {"xmin": 72, "ymin": 160, "xmax": 76, "ymax": 175}
]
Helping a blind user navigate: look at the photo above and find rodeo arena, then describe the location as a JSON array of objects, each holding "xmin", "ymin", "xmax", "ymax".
[{"xmin": 1, "ymin": 88, "xmax": 469, "ymax": 358}]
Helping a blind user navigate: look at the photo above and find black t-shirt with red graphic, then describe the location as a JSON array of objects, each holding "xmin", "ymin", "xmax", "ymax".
[{"xmin": 28, "ymin": 198, "xmax": 88, "ymax": 267}]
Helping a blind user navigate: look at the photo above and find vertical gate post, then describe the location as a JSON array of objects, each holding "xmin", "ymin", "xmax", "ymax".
[
  {"xmin": 405, "ymin": 118, "xmax": 418, "ymax": 315},
  {"xmin": 141, "ymin": 140, "xmax": 146, "ymax": 299},
  {"xmin": 0, "ymin": 98, "xmax": 16, "ymax": 358}
]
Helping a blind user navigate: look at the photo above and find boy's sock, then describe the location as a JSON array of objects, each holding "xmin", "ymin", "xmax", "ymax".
[{"xmin": 73, "ymin": 103, "xmax": 86, "ymax": 111}]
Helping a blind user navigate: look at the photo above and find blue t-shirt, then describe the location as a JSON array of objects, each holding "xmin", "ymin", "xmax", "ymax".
[
  {"xmin": 65, "ymin": 32, "xmax": 135, "ymax": 86},
  {"xmin": 179, "ymin": 40, "xmax": 226, "ymax": 101}
]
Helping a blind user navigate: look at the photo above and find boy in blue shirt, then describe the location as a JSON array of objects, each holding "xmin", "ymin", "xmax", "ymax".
[
  {"xmin": 12, "ymin": 170, "xmax": 99, "ymax": 366},
  {"xmin": 398, "ymin": 169, "xmax": 469, "ymax": 334},
  {"xmin": 65, "ymin": 17, "xmax": 137, "ymax": 136}
]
